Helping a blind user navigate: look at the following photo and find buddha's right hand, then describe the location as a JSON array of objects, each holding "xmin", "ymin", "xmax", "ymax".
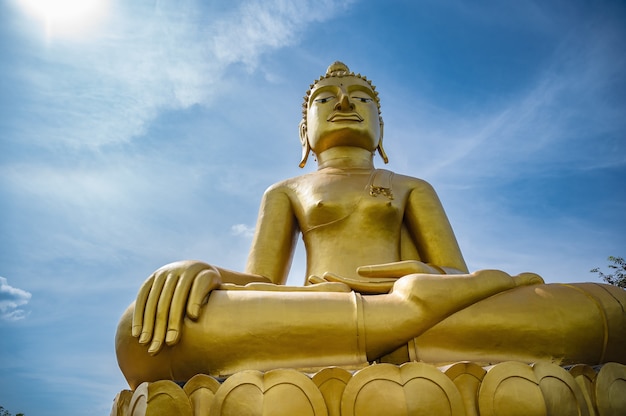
[{"xmin": 131, "ymin": 260, "xmax": 222, "ymax": 355}]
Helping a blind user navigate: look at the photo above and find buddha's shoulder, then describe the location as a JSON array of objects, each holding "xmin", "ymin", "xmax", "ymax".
[
  {"xmin": 262, "ymin": 175, "xmax": 311, "ymax": 196},
  {"xmin": 265, "ymin": 170, "xmax": 329, "ymax": 187},
  {"xmin": 388, "ymin": 170, "xmax": 436, "ymax": 191}
]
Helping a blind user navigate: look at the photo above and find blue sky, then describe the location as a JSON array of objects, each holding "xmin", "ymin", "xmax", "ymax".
[{"xmin": 1, "ymin": 0, "xmax": 625, "ymax": 414}]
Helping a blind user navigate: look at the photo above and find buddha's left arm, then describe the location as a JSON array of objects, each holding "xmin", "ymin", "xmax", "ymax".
[{"xmin": 404, "ymin": 180, "xmax": 468, "ymax": 274}]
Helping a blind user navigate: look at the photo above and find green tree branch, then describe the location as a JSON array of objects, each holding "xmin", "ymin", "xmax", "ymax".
[{"xmin": 591, "ymin": 256, "xmax": 626, "ymax": 289}]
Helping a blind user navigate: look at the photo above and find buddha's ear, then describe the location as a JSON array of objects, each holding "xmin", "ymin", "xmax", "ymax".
[
  {"xmin": 299, "ymin": 120, "xmax": 311, "ymax": 168},
  {"xmin": 377, "ymin": 118, "xmax": 389, "ymax": 164}
]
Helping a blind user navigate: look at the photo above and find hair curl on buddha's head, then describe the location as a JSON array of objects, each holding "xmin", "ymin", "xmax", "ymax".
[{"xmin": 299, "ymin": 61, "xmax": 388, "ymax": 168}]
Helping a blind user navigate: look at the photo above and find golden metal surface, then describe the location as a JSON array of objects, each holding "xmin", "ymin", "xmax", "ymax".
[
  {"xmin": 444, "ymin": 362, "xmax": 486, "ymax": 416},
  {"xmin": 115, "ymin": 61, "xmax": 626, "ymax": 393},
  {"xmin": 595, "ymin": 363, "xmax": 626, "ymax": 415},
  {"xmin": 128, "ymin": 380, "xmax": 193, "ymax": 416},
  {"xmin": 211, "ymin": 369, "xmax": 328, "ymax": 416},
  {"xmin": 183, "ymin": 374, "xmax": 220, "ymax": 416},
  {"xmin": 312, "ymin": 367, "xmax": 352, "ymax": 416},
  {"xmin": 341, "ymin": 362, "xmax": 465, "ymax": 415},
  {"xmin": 111, "ymin": 362, "xmax": 626, "ymax": 416}
]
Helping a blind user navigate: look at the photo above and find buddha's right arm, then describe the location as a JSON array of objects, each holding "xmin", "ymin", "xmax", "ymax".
[
  {"xmin": 245, "ymin": 185, "xmax": 299, "ymax": 283},
  {"xmin": 131, "ymin": 186, "xmax": 297, "ymax": 356}
]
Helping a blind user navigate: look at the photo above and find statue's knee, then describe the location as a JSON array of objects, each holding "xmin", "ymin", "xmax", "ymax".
[
  {"xmin": 115, "ymin": 304, "xmax": 139, "ymax": 366},
  {"xmin": 116, "ymin": 303, "xmax": 135, "ymax": 337},
  {"xmin": 605, "ymin": 284, "xmax": 626, "ymax": 305}
]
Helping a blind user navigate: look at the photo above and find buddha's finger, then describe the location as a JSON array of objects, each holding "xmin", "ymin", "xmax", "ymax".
[
  {"xmin": 357, "ymin": 261, "xmax": 427, "ymax": 278},
  {"xmin": 165, "ymin": 270, "xmax": 202, "ymax": 346},
  {"xmin": 307, "ymin": 275, "xmax": 328, "ymax": 285},
  {"xmin": 322, "ymin": 272, "xmax": 395, "ymax": 294},
  {"xmin": 187, "ymin": 267, "xmax": 221, "ymax": 319},
  {"xmin": 132, "ymin": 274, "xmax": 155, "ymax": 337},
  {"xmin": 148, "ymin": 272, "xmax": 180, "ymax": 355},
  {"xmin": 138, "ymin": 271, "xmax": 167, "ymax": 345}
]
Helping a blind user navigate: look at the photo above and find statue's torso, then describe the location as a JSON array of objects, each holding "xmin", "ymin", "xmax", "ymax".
[{"xmin": 278, "ymin": 169, "xmax": 421, "ymax": 279}]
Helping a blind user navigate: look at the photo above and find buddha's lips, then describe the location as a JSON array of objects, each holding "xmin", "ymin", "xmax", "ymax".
[{"xmin": 327, "ymin": 112, "xmax": 363, "ymax": 122}]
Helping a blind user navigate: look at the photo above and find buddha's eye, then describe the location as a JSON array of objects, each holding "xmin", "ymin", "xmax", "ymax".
[
  {"xmin": 314, "ymin": 96, "xmax": 334, "ymax": 104},
  {"xmin": 353, "ymin": 96, "xmax": 373, "ymax": 103}
]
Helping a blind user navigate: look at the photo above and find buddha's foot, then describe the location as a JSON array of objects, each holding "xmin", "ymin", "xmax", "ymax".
[{"xmin": 512, "ymin": 272, "xmax": 544, "ymax": 287}]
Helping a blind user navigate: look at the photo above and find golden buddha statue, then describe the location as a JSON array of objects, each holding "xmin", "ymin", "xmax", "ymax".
[{"xmin": 115, "ymin": 62, "xmax": 626, "ymax": 390}]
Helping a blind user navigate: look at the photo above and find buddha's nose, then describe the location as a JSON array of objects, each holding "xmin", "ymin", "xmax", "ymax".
[{"xmin": 335, "ymin": 92, "xmax": 354, "ymax": 111}]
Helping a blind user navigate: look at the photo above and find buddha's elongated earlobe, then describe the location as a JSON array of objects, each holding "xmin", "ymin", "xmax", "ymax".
[
  {"xmin": 299, "ymin": 120, "xmax": 311, "ymax": 168},
  {"xmin": 377, "ymin": 119, "xmax": 389, "ymax": 164}
]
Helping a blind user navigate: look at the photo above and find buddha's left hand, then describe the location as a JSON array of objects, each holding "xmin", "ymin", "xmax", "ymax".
[
  {"xmin": 315, "ymin": 260, "xmax": 445, "ymax": 294},
  {"xmin": 357, "ymin": 260, "xmax": 444, "ymax": 278}
]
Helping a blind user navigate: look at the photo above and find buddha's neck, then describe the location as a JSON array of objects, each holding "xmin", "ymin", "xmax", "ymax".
[{"xmin": 316, "ymin": 147, "xmax": 375, "ymax": 171}]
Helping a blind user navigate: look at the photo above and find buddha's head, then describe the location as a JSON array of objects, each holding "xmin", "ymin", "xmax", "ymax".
[{"xmin": 299, "ymin": 61, "xmax": 388, "ymax": 167}]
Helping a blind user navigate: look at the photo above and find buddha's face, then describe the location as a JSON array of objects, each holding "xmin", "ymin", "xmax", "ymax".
[{"xmin": 304, "ymin": 76, "xmax": 381, "ymax": 155}]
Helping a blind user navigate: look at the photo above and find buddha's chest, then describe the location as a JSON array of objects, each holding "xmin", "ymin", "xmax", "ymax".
[{"xmin": 293, "ymin": 175, "xmax": 404, "ymax": 232}]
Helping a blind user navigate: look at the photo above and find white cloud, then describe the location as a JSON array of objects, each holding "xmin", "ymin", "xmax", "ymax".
[
  {"xmin": 231, "ymin": 223, "xmax": 255, "ymax": 238},
  {"xmin": 0, "ymin": 277, "xmax": 32, "ymax": 321},
  {"xmin": 11, "ymin": 0, "xmax": 355, "ymax": 150},
  {"xmin": 211, "ymin": 0, "xmax": 353, "ymax": 68}
]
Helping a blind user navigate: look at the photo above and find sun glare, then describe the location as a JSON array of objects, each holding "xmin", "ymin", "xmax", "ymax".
[{"xmin": 19, "ymin": 0, "xmax": 108, "ymax": 37}]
